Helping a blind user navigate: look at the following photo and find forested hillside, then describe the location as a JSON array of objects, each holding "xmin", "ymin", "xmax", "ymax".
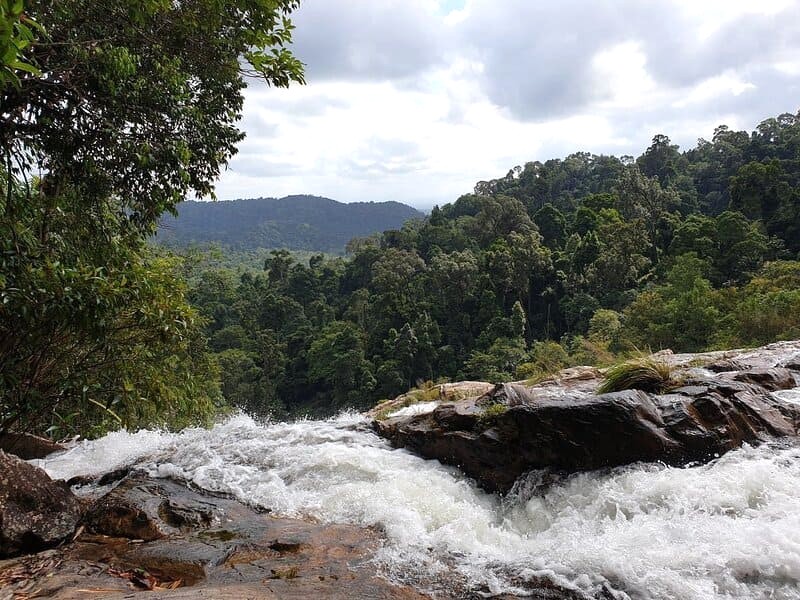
[
  {"xmin": 3, "ymin": 2, "xmax": 800, "ymax": 437},
  {"xmin": 156, "ymin": 195, "xmax": 423, "ymax": 253},
  {"xmin": 187, "ymin": 111, "xmax": 800, "ymax": 418}
]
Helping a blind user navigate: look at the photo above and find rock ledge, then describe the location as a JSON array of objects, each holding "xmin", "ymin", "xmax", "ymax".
[{"xmin": 374, "ymin": 341, "xmax": 800, "ymax": 493}]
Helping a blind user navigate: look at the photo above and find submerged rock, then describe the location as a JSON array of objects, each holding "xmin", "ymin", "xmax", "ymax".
[
  {"xmin": 374, "ymin": 341, "xmax": 800, "ymax": 493},
  {"xmin": 0, "ymin": 451, "xmax": 83, "ymax": 557}
]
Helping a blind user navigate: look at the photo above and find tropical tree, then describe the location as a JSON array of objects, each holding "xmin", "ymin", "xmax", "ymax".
[{"xmin": 0, "ymin": 0, "xmax": 305, "ymax": 436}]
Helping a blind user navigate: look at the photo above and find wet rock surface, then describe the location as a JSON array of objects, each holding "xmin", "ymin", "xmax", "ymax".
[
  {"xmin": 0, "ymin": 432, "xmax": 66, "ymax": 460},
  {"xmin": 0, "ymin": 451, "xmax": 83, "ymax": 558},
  {"xmin": 374, "ymin": 341, "xmax": 800, "ymax": 493},
  {"xmin": 0, "ymin": 472, "xmax": 431, "ymax": 599},
  {"xmin": 731, "ymin": 367, "xmax": 797, "ymax": 390}
]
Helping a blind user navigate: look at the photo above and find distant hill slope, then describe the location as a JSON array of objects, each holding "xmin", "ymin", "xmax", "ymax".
[{"xmin": 156, "ymin": 195, "xmax": 424, "ymax": 253}]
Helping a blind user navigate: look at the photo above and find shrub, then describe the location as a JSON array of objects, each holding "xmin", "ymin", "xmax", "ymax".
[{"xmin": 515, "ymin": 340, "xmax": 570, "ymax": 382}]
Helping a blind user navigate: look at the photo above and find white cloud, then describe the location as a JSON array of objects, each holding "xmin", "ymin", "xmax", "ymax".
[
  {"xmin": 590, "ymin": 42, "xmax": 658, "ymax": 109},
  {"xmin": 214, "ymin": 0, "xmax": 800, "ymax": 208},
  {"xmin": 673, "ymin": 73, "xmax": 757, "ymax": 109}
]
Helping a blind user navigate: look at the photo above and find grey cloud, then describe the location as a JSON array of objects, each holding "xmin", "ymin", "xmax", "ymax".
[
  {"xmin": 244, "ymin": 85, "xmax": 351, "ymax": 118},
  {"xmin": 229, "ymin": 0, "xmax": 800, "ymax": 196},
  {"xmin": 340, "ymin": 137, "xmax": 428, "ymax": 179},
  {"xmin": 238, "ymin": 111, "xmax": 279, "ymax": 137},
  {"xmin": 455, "ymin": 0, "xmax": 800, "ymax": 121},
  {"xmin": 228, "ymin": 156, "xmax": 305, "ymax": 178},
  {"xmin": 456, "ymin": 0, "xmax": 649, "ymax": 119},
  {"xmin": 269, "ymin": 94, "xmax": 350, "ymax": 117},
  {"xmin": 289, "ymin": 0, "xmax": 446, "ymax": 82},
  {"xmin": 609, "ymin": 67, "xmax": 800, "ymax": 149},
  {"xmin": 686, "ymin": 70, "xmax": 799, "ymax": 130},
  {"xmin": 644, "ymin": 5, "xmax": 800, "ymax": 88},
  {"xmin": 283, "ymin": 0, "xmax": 800, "ymax": 125}
]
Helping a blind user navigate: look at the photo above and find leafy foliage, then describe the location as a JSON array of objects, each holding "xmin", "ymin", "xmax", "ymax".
[
  {"xmin": 0, "ymin": 179, "xmax": 221, "ymax": 436},
  {"xmin": 0, "ymin": 0, "xmax": 42, "ymax": 88},
  {"xmin": 2, "ymin": 0, "xmax": 305, "ymax": 232},
  {"xmin": 0, "ymin": 0, "xmax": 304, "ymax": 437},
  {"xmin": 185, "ymin": 110, "xmax": 800, "ymax": 417}
]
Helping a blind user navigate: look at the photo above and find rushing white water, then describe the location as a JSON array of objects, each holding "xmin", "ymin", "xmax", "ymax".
[{"xmin": 36, "ymin": 412, "xmax": 800, "ymax": 600}]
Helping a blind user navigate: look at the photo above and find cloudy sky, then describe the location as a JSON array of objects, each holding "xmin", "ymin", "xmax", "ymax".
[{"xmin": 216, "ymin": 0, "xmax": 800, "ymax": 210}]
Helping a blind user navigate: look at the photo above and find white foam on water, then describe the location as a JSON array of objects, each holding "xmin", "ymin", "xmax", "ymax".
[
  {"xmin": 33, "ymin": 427, "xmax": 181, "ymax": 479},
  {"xmin": 36, "ymin": 412, "xmax": 800, "ymax": 599},
  {"xmin": 775, "ymin": 388, "xmax": 800, "ymax": 405},
  {"xmin": 387, "ymin": 401, "xmax": 440, "ymax": 418}
]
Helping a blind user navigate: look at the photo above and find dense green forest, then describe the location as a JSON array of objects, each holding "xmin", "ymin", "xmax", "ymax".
[
  {"xmin": 2, "ymin": 2, "xmax": 799, "ymax": 437},
  {"xmin": 157, "ymin": 195, "xmax": 423, "ymax": 254},
  {"xmin": 185, "ymin": 112, "xmax": 800, "ymax": 418}
]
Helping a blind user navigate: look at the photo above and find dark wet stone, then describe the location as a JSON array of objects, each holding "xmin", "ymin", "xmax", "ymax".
[
  {"xmin": 0, "ymin": 451, "xmax": 83, "ymax": 557},
  {"xmin": 0, "ymin": 433, "xmax": 66, "ymax": 459},
  {"xmin": 433, "ymin": 402, "xmax": 479, "ymax": 430},
  {"xmin": 487, "ymin": 383, "xmax": 539, "ymax": 407},
  {"xmin": 706, "ymin": 358, "xmax": 749, "ymax": 373},
  {"xmin": 733, "ymin": 368, "xmax": 796, "ymax": 391},
  {"xmin": 375, "ymin": 357, "xmax": 800, "ymax": 493},
  {"xmin": 1, "ymin": 473, "xmax": 438, "ymax": 599},
  {"xmin": 84, "ymin": 476, "xmax": 218, "ymax": 541},
  {"xmin": 65, "ymin": 467, "xmax": 131, "ymax": 490},
  {"xmin": 670, "ymin": 385, "xmax": 711, "ymax": 397},
  {"xmin": 779, "ymin": 355, "xmax": 800, "ymax": 370}
]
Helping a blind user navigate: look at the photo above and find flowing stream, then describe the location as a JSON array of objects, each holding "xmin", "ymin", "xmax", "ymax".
[{"xmin": 35, "ymin": 399, "xmax": 800, "ymax": 600}]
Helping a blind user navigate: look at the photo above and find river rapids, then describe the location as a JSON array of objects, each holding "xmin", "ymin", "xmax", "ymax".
[{"xmin": 34, "ymin": 388, "xmax": 800, "ymax": 599}]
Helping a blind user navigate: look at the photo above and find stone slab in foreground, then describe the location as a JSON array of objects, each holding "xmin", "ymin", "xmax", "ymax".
[{"xmin": 0, "ymin": 472, "xmax": 430, "ymax": 599}]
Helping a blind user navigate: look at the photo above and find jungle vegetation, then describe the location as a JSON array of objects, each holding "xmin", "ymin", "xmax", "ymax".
[
  {"xmin": 0, "ymin": 0, "xmax": 304, "ymax": 436},
  {"xmin": 2, "ymin": 2, "xmax": 799, "ymax": 435},
  {"xmin": 186, "ymin": 111, "xmax": 800, "ymax": 418}
]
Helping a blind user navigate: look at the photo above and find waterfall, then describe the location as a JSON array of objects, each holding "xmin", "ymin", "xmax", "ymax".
[{"xmin": 35, "ymin": 411, "xmax": 800, "ymax": 599}]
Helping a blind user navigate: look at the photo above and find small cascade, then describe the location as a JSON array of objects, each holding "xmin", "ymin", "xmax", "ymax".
[{"xmin": 36, "ymin": 405, "xmax": 800, "ymax": 600}]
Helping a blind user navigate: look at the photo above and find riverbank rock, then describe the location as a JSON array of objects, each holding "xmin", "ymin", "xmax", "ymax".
[
  {"xmin": 0, "ymin": 452, "xmax": 83, "ymax": 557},
  {"xmin": 0, "ymin": 472, "xmax": 431, "ymax": 599},
  {"xmin": 366, "ymin": 381, "xmax": 494, "ymax": 420},
  {"xmin": 0, "ymin": 432, "xmax": 66, "ymax": 459},
  {"xmin": 373, "ymin": 341, "xmax": 800, "ymax": 493}
]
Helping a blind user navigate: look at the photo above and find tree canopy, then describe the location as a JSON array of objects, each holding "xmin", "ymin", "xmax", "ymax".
[
  {"xmin": 2, "ymin": 0, "xmax": 304, "ymax": 230},
  {"xmin": 183, "ymin": 110, "xmax": 800, "ymax": 418},
  {"xmin": 0, "ymin": 0, "xmax": 304, "ymax": 436}
]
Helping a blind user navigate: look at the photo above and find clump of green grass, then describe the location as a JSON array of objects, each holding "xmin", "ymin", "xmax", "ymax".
[
  {"xmin": 597, "ymin": 357, "xmax": 677, "ymax": 394},
  {"xmin": 477, "ymin": 402, "xmax": 508, "ymax": 426},
  {"xmin": 407, "ymin": 380, "xmax": 441, "ymax": 403}
]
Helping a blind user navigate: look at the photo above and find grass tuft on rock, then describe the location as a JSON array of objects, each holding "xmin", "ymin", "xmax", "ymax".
[
  {"xmin": 598, "ymin": 357, "xmax": 677, "ymax": 394},
  {"xmin": 372, "ymin": 381, "xmax": 442, "ymax": 420},
  {"xmin": 477, "ymin": 402, "xmax": 508, "ymax": 427}
]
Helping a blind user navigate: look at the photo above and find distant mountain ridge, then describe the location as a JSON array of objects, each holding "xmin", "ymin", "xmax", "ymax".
[{"xmin": 156, "ymin": 195, "xmax": 424, "ymax": 253}]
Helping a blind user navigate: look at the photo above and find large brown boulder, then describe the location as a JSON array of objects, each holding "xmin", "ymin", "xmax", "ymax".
[
  {"xmin": 0, "ymin": 473, "xmax": 437, "ymax": 599},
  {"xmin": 0, "ymin": 432, "xmax": 66, "ymax": 459},
  {"xmin": 83, "ymin": 475, "xmax": 215, "ymax": 541},
  {"xmin": 0, "ymin": 451, "xmax": 83, "ymax": 557},
  {"xmin": 374, "ymin": 371, "xmax": 800, "ymax": 494}
]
